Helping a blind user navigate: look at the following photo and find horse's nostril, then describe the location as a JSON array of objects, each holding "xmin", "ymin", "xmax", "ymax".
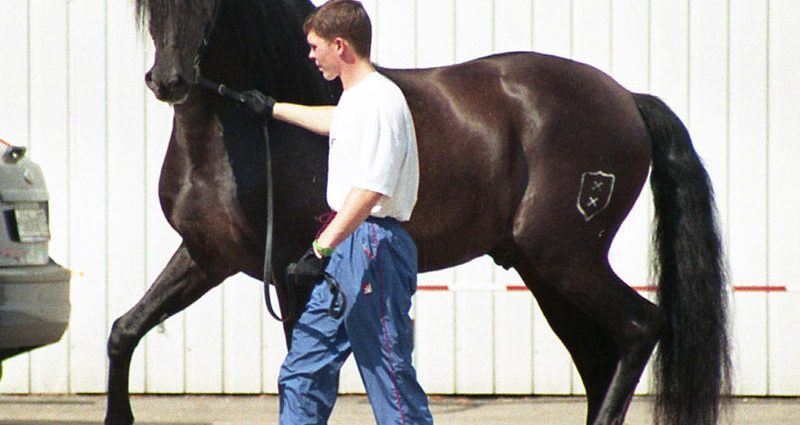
[
  {"xmin": 165, "ymin": 74, "xmax": 189, "ymax": 93},
  {"xmin": 144, "ymin": 68, "xmax": 189, "ymax": 101}
]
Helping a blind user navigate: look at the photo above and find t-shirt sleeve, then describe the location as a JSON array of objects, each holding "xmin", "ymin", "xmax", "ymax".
[{"xmin": 352, "ymin": 95, "xmax": 408, "ymax": 198}]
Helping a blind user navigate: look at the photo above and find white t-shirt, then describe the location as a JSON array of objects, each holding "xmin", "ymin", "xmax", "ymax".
[{"xmin": 327, "ymin": 72, "xmax": 419, "ymax": 221}]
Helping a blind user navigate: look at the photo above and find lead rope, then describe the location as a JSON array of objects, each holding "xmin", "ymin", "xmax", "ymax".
[
  {"xmin": 195, "ymin": 77, "xmax": 288, "ymax": 322},
  {"xmin": 195, "ymin": 75, "xmax": 350, "ymax": 322},
  {"xmin": 258, "ymin": 114, "xmax": 291, "ymax": 322},
  {"xmin": 191, "ymin": 6, "xmax": 290, "ymax": 323}
]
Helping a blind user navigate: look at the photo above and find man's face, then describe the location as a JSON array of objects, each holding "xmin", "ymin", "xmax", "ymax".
[{"xmin": 307, "ymin": 31, "xmax": 339, "ymax": 81}]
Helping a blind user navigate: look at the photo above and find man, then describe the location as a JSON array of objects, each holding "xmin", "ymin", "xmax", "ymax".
[{"xmin": 265, "ymin": 1, "xmax": 433, "ymax": 424}]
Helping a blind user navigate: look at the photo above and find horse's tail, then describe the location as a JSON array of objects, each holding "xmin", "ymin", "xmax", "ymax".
[{"xmin": 633, "ymin": 93, "xmax": 731, "ymax": 425}]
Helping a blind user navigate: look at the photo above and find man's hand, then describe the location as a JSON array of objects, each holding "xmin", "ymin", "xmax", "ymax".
[
  {"xmin": 241, "ymin": 90, "xmax": 276, "ymax": 118},
  {"xmin": 286, "ymin": 248, "xmax": 330, "ymax": 288}
]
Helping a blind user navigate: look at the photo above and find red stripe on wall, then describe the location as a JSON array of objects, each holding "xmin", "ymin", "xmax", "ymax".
[
  {"xmin": 632, "ymin": 286, "xmax": 657, "ymax": 292},
  {"xmin": 506, "ymin": 285, "xmax": 528, "ymax": 291},
  {"xmin": 734, "ymin": 286, "xmax": 787, "ymax": 292},
  {"xmin": 417, "ymin": 285, "xmax": 450, "ymax": 291},
  {"xmin": 632, "ymin": 285, "xmax": 788, "ymax": 293}
]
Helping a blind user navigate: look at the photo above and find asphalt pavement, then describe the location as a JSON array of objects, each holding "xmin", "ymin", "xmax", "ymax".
[{"xmin": 0, "ymin": 394, "xmax": 797, "ymax": 424}]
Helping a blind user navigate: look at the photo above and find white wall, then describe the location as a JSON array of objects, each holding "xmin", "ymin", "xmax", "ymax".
[{"xmin": 0, "ymin": 0, "xmax": 797, "ymax": 396}]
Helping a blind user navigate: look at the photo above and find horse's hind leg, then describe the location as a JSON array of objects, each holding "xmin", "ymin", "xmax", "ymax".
[
  {"xmin": 513, "ymin": 261, "xmax": 622, "ymax": 423},
  {"xmin": 521, "ymin": 246, "xmax": 663, "ymax": 425},
  {"xmin": 580, "ymin": 271, "xmax": 663, "ymax": 425},
  {"xmin": 511, "ymin": 190, "xmax": 664, "ymax": 425},
  {"xmin": 105, "ymin": 244, "xmax": 230, "ymax": 425}
]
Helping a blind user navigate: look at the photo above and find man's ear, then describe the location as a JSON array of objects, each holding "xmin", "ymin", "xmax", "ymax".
[{"xmin": 333, "ymin": 37, "xmax": 346, "ymax": 55}]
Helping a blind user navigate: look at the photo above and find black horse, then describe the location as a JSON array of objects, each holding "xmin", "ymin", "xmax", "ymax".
[{"xmin": 106, "ymin": 1, "xmax": 730, "ymax": 424}]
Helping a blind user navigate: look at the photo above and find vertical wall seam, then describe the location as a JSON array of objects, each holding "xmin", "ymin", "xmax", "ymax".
[
  {"xmin": 451, "ymin": 0, "xmax": 457, "ymax": 64},
  {"xmin": 411, "ymin": 296, "xmax": 417, "ymax": 372},
  {"xmin": 103, "ymin": 0, "xmax": 112, "ymax": 391},
  {"xmin": 451, "ymin": 283, "xmax": 456, "ymax": 393},
  {"xmin": 220, "ymin": 284, "xmax": 226, "ymax": 392},
  {"xmin": 412, "ymin": 0, "xmax": 417, "ymax": 68},
  {"xmin": 568, "ymin": 0, "xmax": 574, "ymax": 58},
  {"xmin": 646, "ymin": 0, "xmax": 652, "ymax": 93},
  {"xmin": 724, "ymin": 0, "xmax": 731, "ymax": 269},
  {"xmin": 491, "ymin": 291, "xmax": 496, "ymax": 393},
  {"xmin": 142, "ymin": 33, "xmax": 150, "ymax": 394},
  {"xmin": 530, "ymin": 297, "xmax": 535, "ymax": 393},
  {"xmin": 413, "ymin": 0, "xmax": 418, "ymax": 67},
  {"xmin": 65, "ymin": 0, "xmax": 73, "ymax": 395},
  {"xmin": 491, "ymin": 288, "xmax": 498, "ymax": 394},
  {"xmin": 25, "ymin": 0, "xmax": 33, "ymax": 393},
  {"xmin": 723, "ymin": 0, "xmax": 736, "ymax": 396},
  {"xmin": 491, "ymin": 0, "xmax": 496, "ymax": 54},
  {"xmin": 608, "ymin": 0, "xmax": 614, "ymax": 75},
  {"xmin": 373, "ymin": 0, "xmax": 379, "ymax": 62},
  {"xmin": 567, "ymin": 0, "xmax": 574, "ymax": 393},
  {"xmin": 26, "ymin": 0, "xmax": 32, "ymax": 151},
  {"xmin": 530, "ymin": 0, "xmax": 535, "ymax": 51},
  {"xmin": 259, "ymin": 287, "xmax": 265, "ymax": 393},
  {"xmin": 686, "ymin": 0, "xmax": 691, "ymax": 125},
  {"xmin": 724, "ymin": 7, "xmax": 734, "ymax": 395},
  {"xmin": 569, "ymin": 0, "xmax": 575, "ymax": 393},
  {"xmin": 182, "ymin": 306, "xmax": 188, "ymax": 392},
  {"xmin": 764, "ymin": 0, "xmax": 771, "ymax": 396},
  {"xmin": 647, "ymin": 0, "xmax": 655, "ymax": 275}
]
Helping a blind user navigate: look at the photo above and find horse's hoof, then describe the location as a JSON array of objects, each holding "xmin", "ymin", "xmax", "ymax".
[{"xmin": 104, "ymin": 413, "xmax": 134, "ymax": 425}]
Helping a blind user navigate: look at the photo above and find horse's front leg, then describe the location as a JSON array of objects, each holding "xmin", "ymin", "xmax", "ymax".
[{"xmin": 105, "ymin": 243, "xmax": 230, "ymax": 425}]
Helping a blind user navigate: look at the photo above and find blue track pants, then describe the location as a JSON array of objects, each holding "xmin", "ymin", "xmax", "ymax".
[{"xmin": 278, "ymin": 217, "xmax": 433, "ymax": 425}]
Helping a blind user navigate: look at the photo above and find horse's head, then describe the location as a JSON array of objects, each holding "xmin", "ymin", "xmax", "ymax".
[{"xmin": 137, "ymin": 0, "xmax": 219, "ymax": 104}]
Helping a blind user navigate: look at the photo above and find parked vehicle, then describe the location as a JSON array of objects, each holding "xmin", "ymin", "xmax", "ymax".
[{"xmin": 0, "ymin": 141, "xmax": 70, "ymax": 381}]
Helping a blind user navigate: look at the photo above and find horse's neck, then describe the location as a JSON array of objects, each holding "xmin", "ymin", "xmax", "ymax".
[{"xmin": 170, "ymin": 94, "xmax": 223, "ymax": 164}]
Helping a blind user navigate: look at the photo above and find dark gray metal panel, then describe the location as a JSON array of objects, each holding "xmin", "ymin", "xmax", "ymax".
[{"xmin": 0, "ymin": 262, "xmax": 71, "ymax": 361}]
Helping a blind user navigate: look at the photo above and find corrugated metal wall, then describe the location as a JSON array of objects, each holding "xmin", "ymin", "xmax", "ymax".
[{"xmin": 0, "ymin": 0, "xmax": 798, "ymax": 396}]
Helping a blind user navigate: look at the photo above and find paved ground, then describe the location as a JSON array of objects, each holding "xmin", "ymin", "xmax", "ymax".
[{"xmin": 0, "ymin": 394, "xmax": 797, "ymax": 424}]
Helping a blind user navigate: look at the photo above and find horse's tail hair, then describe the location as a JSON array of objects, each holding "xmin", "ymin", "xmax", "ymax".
[{"xmin": 633, "ymin": 93, "xmax": 731, "ymax": 425}]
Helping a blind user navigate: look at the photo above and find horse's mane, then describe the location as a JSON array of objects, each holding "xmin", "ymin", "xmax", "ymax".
[
  {"xmin": 228, "ymin": 0, "xmax": 340, "ymax": 104},
  {"xmin": 137, "ymin": 0, "xmax": 338, "ymax": 105},
  {"xmin": 280, "ymin": 0, "xmax": 317, "ymax": 28},
  {"xmin": 134, "ymin": 0, "xmax": 216, "ymax": 33}
]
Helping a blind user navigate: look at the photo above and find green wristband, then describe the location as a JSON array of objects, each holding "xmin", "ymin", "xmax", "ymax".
[{"xmin": 313, "ymin": 240, "xmax": 334, "ymax": 258}]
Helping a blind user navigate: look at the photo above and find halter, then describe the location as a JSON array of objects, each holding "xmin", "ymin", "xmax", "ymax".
[{"xmin": 190, "ymin": 3, "xmax": 345, "ymax": 322}]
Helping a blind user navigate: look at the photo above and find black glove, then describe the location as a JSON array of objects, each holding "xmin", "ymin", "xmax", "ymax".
[
  {"xmin": 241, "ymin": 90, "xmax": 276, "ymax": 118},
  {"xmin": 286, "ymin": 248, "xmax": 330, "ymax": 288}
]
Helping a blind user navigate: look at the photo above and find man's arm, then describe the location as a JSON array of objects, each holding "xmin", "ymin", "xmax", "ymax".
[
  {"xmin": 273, "ymin": 103, "xmax": 335, "ymax": 136},
  {"xmin": 315, "ymin": 188, "xmax": 383, "ymax": 256}
]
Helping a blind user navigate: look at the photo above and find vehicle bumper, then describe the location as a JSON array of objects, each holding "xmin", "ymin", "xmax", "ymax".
[{"xmin": 0, "ymin": 260, "xmax": 71, "ymax": 361}]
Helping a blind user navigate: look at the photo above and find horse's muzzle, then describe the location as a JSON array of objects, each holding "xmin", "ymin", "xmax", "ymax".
[{"xmin": 145, "ymin": 69, "xmax": 191, "ymax": 104}]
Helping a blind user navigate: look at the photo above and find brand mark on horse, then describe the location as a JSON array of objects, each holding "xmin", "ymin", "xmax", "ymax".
[{"xmin": 577, "ymin": 171, "xmax": 616, "ymax": 222}]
